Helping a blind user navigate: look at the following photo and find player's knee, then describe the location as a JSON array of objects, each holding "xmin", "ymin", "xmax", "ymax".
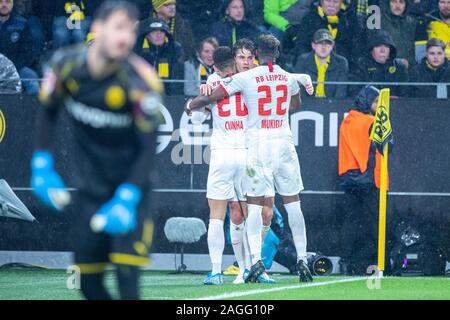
[
  {"xmin": 230, "ymin": 211, "xmax": 244, "ymax": 224},
  {"xmin": 229, "ymin": 202, "xmax": 244, "ymax": 224},
  {"xmin": 262, "ymin": 206, "xmax": 273, "ymax": 226}
]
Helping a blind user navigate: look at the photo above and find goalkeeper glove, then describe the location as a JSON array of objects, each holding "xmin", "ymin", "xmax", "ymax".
[
  {"xmin": 90, "ymin": 183, "xmax": 141, "ymax": 236},
  {"xmin": 31, "ymin": 151, "xmax": 71, "ymax": 212}
]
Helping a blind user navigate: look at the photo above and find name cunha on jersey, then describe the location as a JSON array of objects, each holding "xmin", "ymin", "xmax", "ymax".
[{"xmin": 224, "ymin": 120, "xmax": 244, "ymax": 131}]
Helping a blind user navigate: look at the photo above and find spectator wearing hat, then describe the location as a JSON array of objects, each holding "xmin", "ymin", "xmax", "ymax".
[
  {"xmin": 152, "ymin": 0, "xmax": 195, "ymax": 60},
  {"xmin": 210, "ymin": 0, "xmax": 260, "ymax": 48},
  {"xmin": 410, "ymin": 38, "xmax": 450, "ymax": 98},
  {"xmin": 184, "ymin": 37, "xmax": 218, "ymax": 96},
  {"xmin": 380, "ymin": 0, "xmax": 418, "ymax": 68},
  {"xmin": 0, "ymin": 0, "xmax": 39, "ymax": 94},
  {"xmin": 52, "ymin": 0, "xmax": 95, "ymax": 49},
  {"xmin": 350, "ymin": 30, "xmax": 409, "ymax": 97},
  {"xmin": 135, "ymin": 19, "xmax": 184, "ymax": 95},
  {"xmin": 283, "ymin": 0, "xmax": 357, "ymax": 67},
  {"xmin": 294, "ymin": 29, "xmax": 349, "ymax": 98}
]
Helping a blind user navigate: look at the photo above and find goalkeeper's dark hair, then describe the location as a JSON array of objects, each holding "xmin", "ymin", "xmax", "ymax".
[
  {"xmin": 256, "ymin": 33, "xmax": 280, "ymax": 58},
  {"xmin": 213, "ymin": 46, "xmax": 234, "ymax": 70},
  {"xmin": 232, "ymin": 38, "xmax": 256, "ymax": 57},
  {"xmin": 94, "ymin": 0, "xmax": 139, "ymax": 22}
]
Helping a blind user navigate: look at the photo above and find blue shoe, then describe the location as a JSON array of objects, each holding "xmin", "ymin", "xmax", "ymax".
[
  {"xmin": 257, "ymin": 272, "xmax": 276, "ymax": 284},
  {"xmin": 203, "ymin": 272, "xmax": 223, "ymax": 285},
  {"xmin": 233, "ymin": 268, "xmax": 250, "ymax": 284},
  {"xmin": 243, "ymin": 268, "xmax": 250, "ymax": 281}
]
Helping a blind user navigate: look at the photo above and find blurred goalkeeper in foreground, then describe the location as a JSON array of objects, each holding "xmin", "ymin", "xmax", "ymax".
[{"xmin": 31, "ymin": 1, "xmax": 164, "ymax": 300}]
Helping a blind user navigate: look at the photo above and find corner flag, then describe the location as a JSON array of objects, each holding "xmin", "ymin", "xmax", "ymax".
[
  {"xmin": 370, "ymin": 88, "xmax": 392, "ymax": 276},
  {"xmin": 370, "ymin": 88, "xmax": 393, "ymax": 155}
]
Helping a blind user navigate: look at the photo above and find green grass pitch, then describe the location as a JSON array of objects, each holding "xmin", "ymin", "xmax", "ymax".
[{"xmin": 0, "ymin": 269, "xmax": 449, "ymax": 300}]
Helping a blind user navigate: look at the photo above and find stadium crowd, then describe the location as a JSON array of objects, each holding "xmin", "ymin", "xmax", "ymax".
[{"xmin": 0, "ymin": 0, "xmax": 449, "ymax": 97}]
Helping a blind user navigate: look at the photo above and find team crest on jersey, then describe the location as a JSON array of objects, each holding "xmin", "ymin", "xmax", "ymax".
[
  {"xmin": 223, "ymin": 77, "xmax": 233, "ymax": 85},
  {"xmin": 105, "ymin": 85, "xmax": 126, "ymax": 110}
]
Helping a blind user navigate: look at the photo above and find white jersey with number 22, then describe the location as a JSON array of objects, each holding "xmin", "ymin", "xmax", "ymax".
[{"xmin": 219, "ymin": 63, "xmax": 300, "ymax": 143}]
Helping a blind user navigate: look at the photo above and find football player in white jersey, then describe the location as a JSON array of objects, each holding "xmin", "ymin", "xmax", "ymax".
[
  {"xmin": 198, "ymin": 40, "xmax": 275, "ymax": 284},
  {"xmin": 227, "ymin": 39, "xmax": 275, "ymax": 284},
  {"xmin": 186, "ymin": 34, "xmax": 314, "ymax": 283},
  {"xmin": 195, "ymin": 47, "xmax": 248, "ymax": 285}
]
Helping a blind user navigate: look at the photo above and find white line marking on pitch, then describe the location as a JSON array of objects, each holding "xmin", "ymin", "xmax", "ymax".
[{"xmin": 195, "ymin": 277, "xmax": 367, "ymax": 300}]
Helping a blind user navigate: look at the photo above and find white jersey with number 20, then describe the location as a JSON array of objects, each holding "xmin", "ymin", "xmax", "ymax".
[{"xmin": 207, "ymin": 72, "xmax": 247, "ymax": 150}]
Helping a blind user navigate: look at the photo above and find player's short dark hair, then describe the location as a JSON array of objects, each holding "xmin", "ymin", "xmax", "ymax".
[
  {"xmin": 213, "ymin": 46, "xmax": 234, "ymax": 70},
  {"xmin": 94, "ymin": 0, "xmax": 139, "ymax": 22},
  {"xmin": 232, "ymin": 38, "xmax": 256, "ymax": 57},
  {"xmin": 257, "ymin": 34, "xmax": 280, "ymax": 57},
  {"xmin": 426, "ymin": 38, "xmax": 446, "ymax": 51}
]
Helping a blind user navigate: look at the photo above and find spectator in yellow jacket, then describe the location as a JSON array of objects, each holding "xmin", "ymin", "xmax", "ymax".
[{"xmin": 426, "ymin": 0, "xmax": 450, "ymax": 59}]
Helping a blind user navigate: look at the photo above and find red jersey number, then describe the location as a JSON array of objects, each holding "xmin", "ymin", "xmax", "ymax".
[
  {"xmin": 217, "ymin": 93, "xmax": 248, "ymax": 117},
  {"xmin": 258, "ymin": 85, "xmax": 288, "ymax": 116}
]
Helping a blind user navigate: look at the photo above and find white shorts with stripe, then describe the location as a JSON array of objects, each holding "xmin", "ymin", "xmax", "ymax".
[
  {"xmin": 244, "ymin": 138, "xmax": 304, "ymax": 197},
  {"xmin": 206, "ymin": 148, "xmax": 247, "ymax": 201}
]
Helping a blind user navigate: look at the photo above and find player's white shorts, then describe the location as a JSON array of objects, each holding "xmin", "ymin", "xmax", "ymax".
[
  {"xmin": 244, "ymin": 138, "xmax": 304, "ymax": 197},
  {"xmin": 207, "ymin": 148, "xmax": 247, "ymax": 201}
]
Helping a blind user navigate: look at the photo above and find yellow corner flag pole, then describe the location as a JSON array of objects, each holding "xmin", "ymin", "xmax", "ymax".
[
  {"xmin": 370, "ymin": 88, "xmax": 392, "ymax": 278},
  {"xmin": 378, "ymin": 142, "xmax": 388, "ymax": 277}
]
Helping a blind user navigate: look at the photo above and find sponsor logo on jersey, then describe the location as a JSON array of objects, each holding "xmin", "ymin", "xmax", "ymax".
[{"xmin": 65, "ymin": 98, "xmax": 132, "ymax": 128}]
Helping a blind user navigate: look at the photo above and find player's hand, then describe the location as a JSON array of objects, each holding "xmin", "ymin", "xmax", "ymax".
[
  {"xmin": 293, "ymin": 73, "xmax": 314, "ymax": 96},
  {"xmin": 190, "ymin": 108, "xmax": 209, "ymax": 125},
  {"xmin": 199, "ymin": 84, "xmax": 213, "ymax": 96},
  {"xmin": 31, "ymin": 151, "xmax": 71, "ymax": 212},
  {"xmin": 90, "ymin": 183, "xmax": 141, "ymax": 236},
  {"xmin": 184, "ymin": 98, "xmax": 193, "ymax": 116}
]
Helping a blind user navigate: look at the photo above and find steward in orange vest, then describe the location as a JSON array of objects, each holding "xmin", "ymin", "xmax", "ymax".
[{"xmin": 338, "ymin": 85, "xmax": 389, "ymax": 193}]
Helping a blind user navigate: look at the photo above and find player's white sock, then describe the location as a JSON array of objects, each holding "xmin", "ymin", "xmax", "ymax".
[
  {"xmin": 242, "ymin": 225, "xmax": 252, "ymax": 270},
  {"xmin": 246, "ymin": 204, "xmax": 263, "ymax": 265},
  {"xmin": 207, "ymin": 219, "xmax": 224, "ymax": 275},
  {"xmin": 230, "ymin": 222, "xmax": 245, "ymax": 272},
  {"xmin": 262, "ymin": 223, "xmax": 271, "ymax": 242},
  {"xmin": 284, "ymin": 201, "xmax": 308, "ymax": 263}
]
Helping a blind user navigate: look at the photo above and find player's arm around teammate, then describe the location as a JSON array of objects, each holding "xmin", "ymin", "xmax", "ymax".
[{"xmin": 197, "ymin": 47, "xmax": 246, "ymax": 285}]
